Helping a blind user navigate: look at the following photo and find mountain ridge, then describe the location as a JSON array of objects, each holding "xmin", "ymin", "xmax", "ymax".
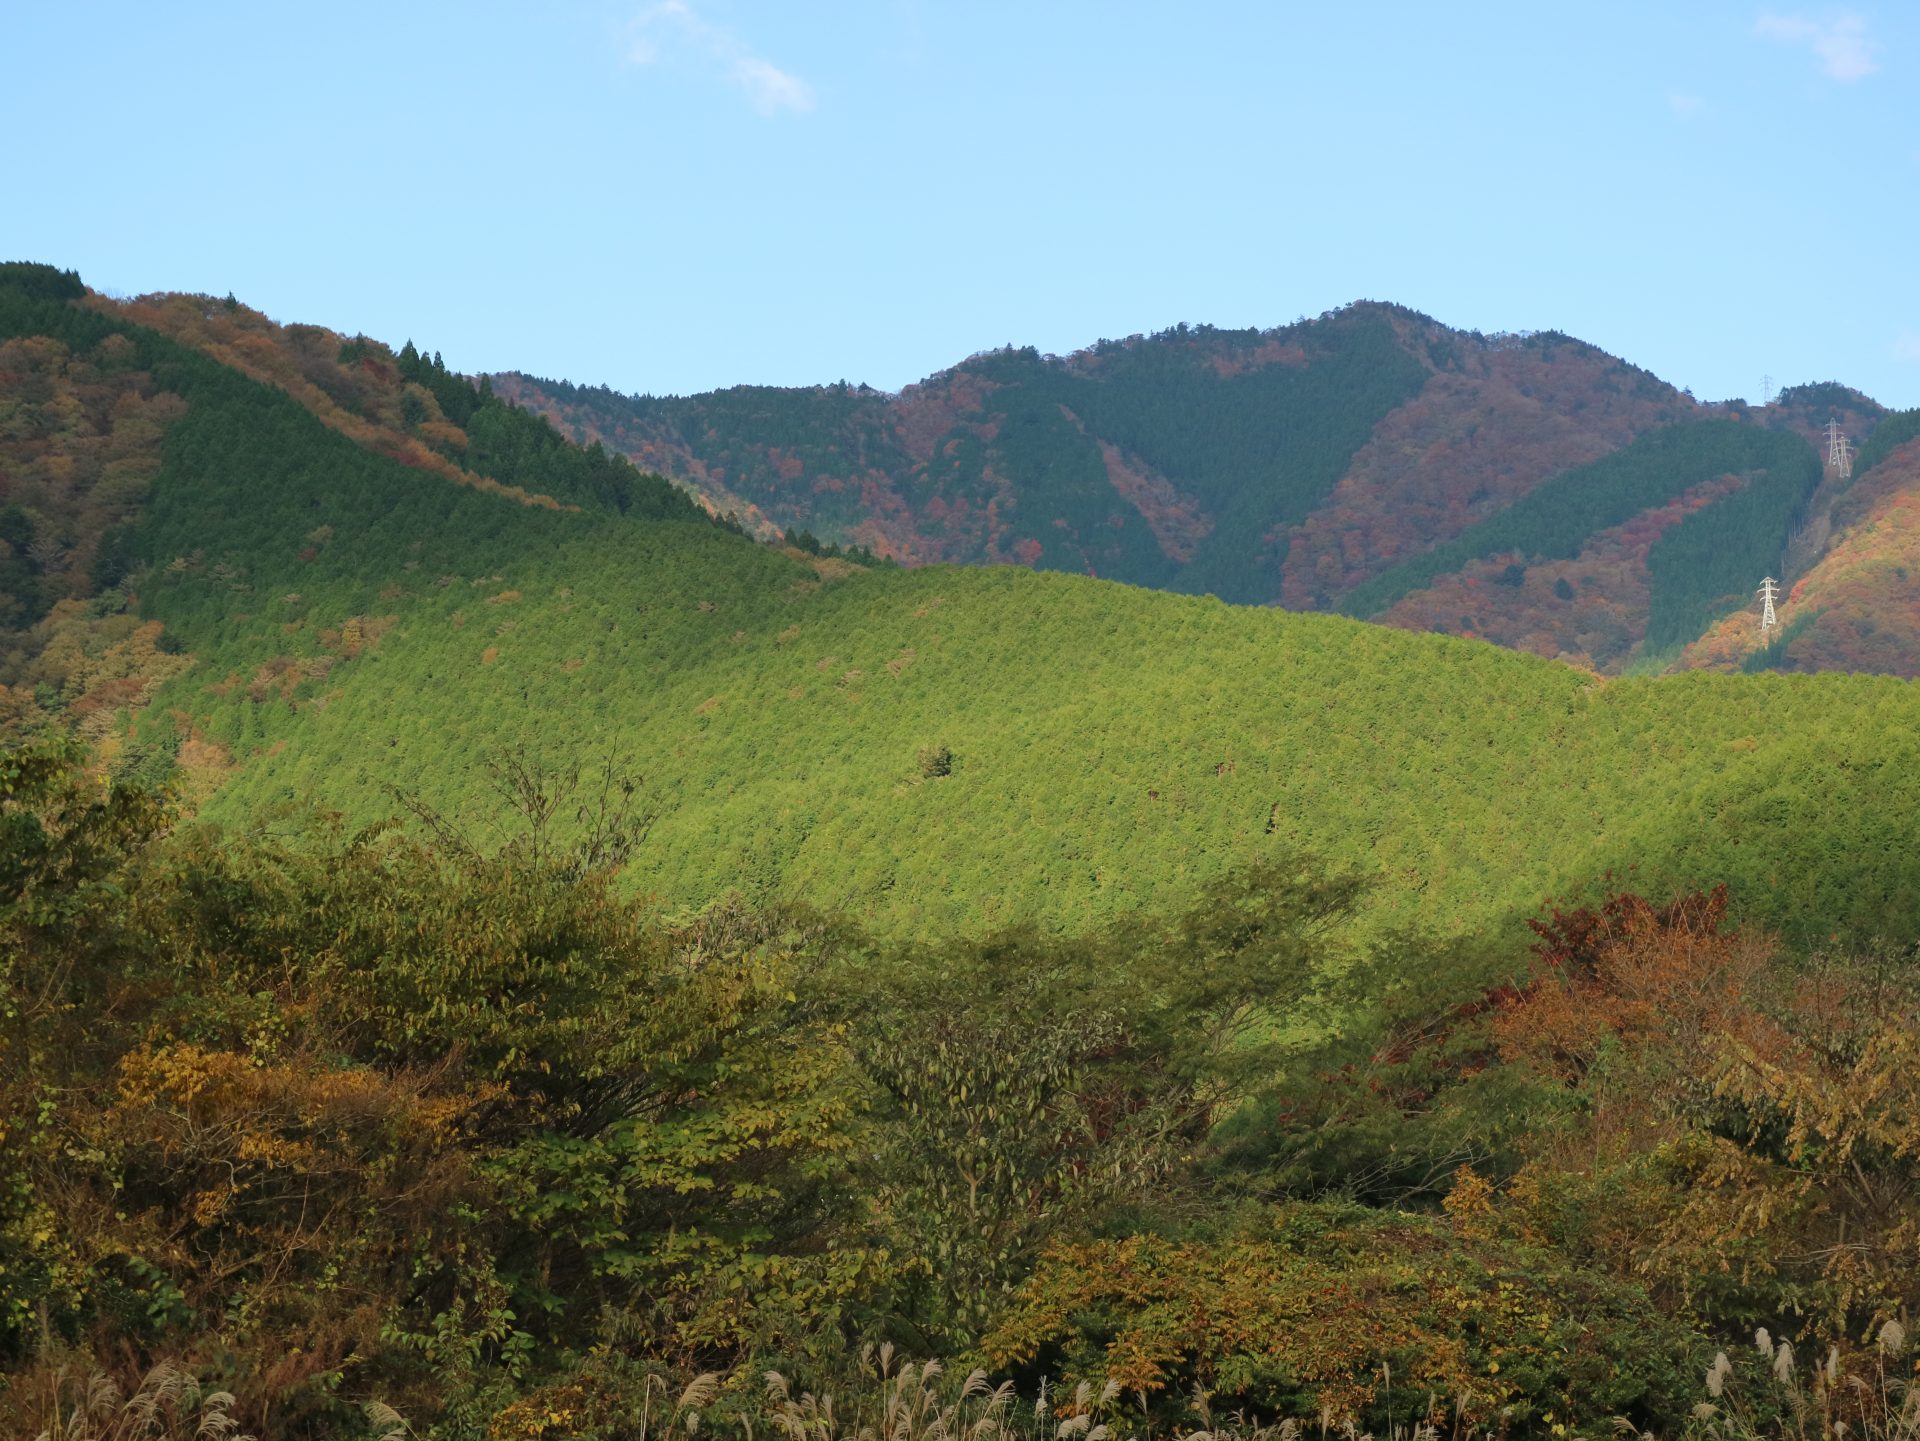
[
  {"xmin": 8, "ymin": 263, "xmax": 1920, "ymax": 953},
  {"xmin": 496, "ymin": 307, "xmax": 1899, "ymax": 672}
]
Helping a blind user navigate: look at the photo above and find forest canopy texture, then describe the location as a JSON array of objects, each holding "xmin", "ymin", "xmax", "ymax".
[
  {"xmin": 5, "ymin": 262, "xmax": 1920, "ymax": 1439},
  {"xmin": 7, "ymin": 742, "xmax": 1920, "ymax": 1440}
]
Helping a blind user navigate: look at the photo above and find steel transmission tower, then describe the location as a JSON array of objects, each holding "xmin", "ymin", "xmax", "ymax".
[
  {"xmin": 1758, "ymin": 576, "xmax": 1781, "ymax": 633},
  {"xmin": 1826, "ymin": 418, "xmax": 1853, "ymax": 478}
]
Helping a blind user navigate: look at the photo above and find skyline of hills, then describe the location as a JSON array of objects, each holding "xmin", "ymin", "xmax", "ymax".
[
  {"xmin": 5, "ymin": 261, "xmax": 1920, "ymax": 947},
  {"xmin": 11, "ymin": 260, "xmax": 1919, "ymax": 691},
  {"xmin": 496, "ymin": 306, "xmax": 1909, "ymax": 674},
  {"xmin": 10, "ymin": 5, "xmax": 1920, "ymax": 1431}
]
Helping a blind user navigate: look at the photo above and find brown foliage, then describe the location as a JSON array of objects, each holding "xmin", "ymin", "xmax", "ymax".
[
  {"xmin": 1377, "ymin": 473, "xmax": 1742, "ymax": 669},
  {"xmin": 1281, "ymin": 342, "xmax": 1693, "ymax": 611},
  {"xmin": 1463, "ymin": 889, "xmax": 1920, "ymax": 1334},
  {"xmin": 91, "ymin": 293, "xmax": 571, "ymax": 512}
]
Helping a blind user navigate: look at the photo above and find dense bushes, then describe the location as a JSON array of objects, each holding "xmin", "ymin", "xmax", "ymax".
[
  {"xmin": 9, "ymin": 743, "xmax": 1920, "ymax": 1437},
  {"xmin": 0, "ymin": 745, "xmax": 1363, "ymax": 1431},
  {"xmin": 987, "ymin": 1206, "xmax": 1699, "ymax": 1429},
  {"xmin": 1, "ymin": 742, "xmax": 882, "ymax": 1431}
]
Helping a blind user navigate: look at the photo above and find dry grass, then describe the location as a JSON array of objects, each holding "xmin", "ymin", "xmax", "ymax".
[
  {"xmin": 16, "ymin": 1357, "xmax": 416, "ymax": 1441},
  {"xmin": 727, "ymin": 1324, "xmax": 1920, "ymax": 1441},
  {"xmin": 1625, "ymin": 1322, "xmax": 1919, "ymax": 1441},
  {"xmin": 757, "ymin": 1350, "xmax": 1453, "ymax": 1441},
  {"xmin": 763, "ymin": 1347, "xmax": 1025, "ymax": 1441},
  {"xmin": 29, "ymin": 1361, "xmax": 253, "ymax": 1441}
]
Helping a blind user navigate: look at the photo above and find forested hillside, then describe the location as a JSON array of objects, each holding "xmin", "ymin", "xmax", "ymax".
[
  {"xmin": 498, "ymin": 310, "xmax": 1700, "ymax": 610},
  {"xmin": 12, "ymin": 261, "xmax": 1920, "ymax": 1439},
  {"xmin": 95, "ymin": 287, "xmax": 723, "ymax": 522},
  {"xmin": 4, "ymin": 264, "xmax": 1920, "ymax": 947},
  {"xmin": 1685, "ymin": 406, "xmax": 1920, "ymax": 675},
  {"xmin": 500, "ymin": 306, "xmax": 1442, "ymax": 603},
  {"xmin": 1340, "ymin": 421, "xmax": 1824, "ymax": 665},
  {"xmin": 500, "ymin": 312, "xmax": 1899, "ymax": 670}
]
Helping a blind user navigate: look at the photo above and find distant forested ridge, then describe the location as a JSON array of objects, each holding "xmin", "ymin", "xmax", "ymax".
[
  {"xmin": 501, "ymin": 307, "xmax": 1436, "ymax": 605},
  {"xmin": 498, "ymin": 310, "xmax": 1900, "ymax": 672}
]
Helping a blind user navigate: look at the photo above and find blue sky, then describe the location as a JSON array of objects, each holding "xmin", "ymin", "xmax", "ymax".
[{"xmin": 7, "ymin": 2, "xmax": 1917, "ymax": 405}]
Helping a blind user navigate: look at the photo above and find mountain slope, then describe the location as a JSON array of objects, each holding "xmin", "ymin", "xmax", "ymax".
[
  {"xmin": 7, "ymin": 265, "xmax": 1920, "ymax": 948},
  {"xmin": 1275, "ymin": 327, "xmax": 1699, "ymax": 608},
  {"xmin": 0, "ymin": 264, "xmax": 767, "ymax": 742},
  {"xmin": 1684, "ymin": 410, "xmax": 1920, "ymax": 675},
  {"xmin": 1340, "ymin": 420, "xmax": 1824, "ymax": 666},
  {"xmin": 498, "ymin": 310, "xmax": 1887, "ymax": 669},
  {"xmin": 499, "ymin": 309, "xmax": 1703, "ymax": 606},
  {"xmin": 93, "ymin": 288, "xmax": 714, "ymax": 520},
  {"xmin": 499, "ymin": 305, "xmax": 1440, "ymax": 601}
]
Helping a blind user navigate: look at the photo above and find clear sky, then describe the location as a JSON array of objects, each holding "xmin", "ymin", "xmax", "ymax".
[{"xmin": 6, "ymin": 2, "xmax": 1917, "ymax": 405}]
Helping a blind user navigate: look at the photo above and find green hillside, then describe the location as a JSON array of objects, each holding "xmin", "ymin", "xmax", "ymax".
[
  {"xmin": 179, "ymin": 546, "xmax": 1920, "ymax": 944},
  {"xmin": 13, "ymin": 265, "xmax": 1920, "ymax": 1440},
  {"xmin": 5, "ymin": 265, "xmax": 1919, "ymax": 947}
]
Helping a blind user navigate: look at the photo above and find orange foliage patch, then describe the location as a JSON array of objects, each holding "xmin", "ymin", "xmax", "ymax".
[{"xmin": 1093, "ymin": 435, "xmax": 1211, "ymax": 564}]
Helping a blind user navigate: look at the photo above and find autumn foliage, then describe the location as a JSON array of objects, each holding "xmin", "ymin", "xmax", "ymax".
[
  {"xmin": 10, "ymin": 728, "xmax": 1920, "ymax": 1438},
  {"xmin": 13, "ymin": 261, "xmax": 1920, "ymax": 1438}
]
